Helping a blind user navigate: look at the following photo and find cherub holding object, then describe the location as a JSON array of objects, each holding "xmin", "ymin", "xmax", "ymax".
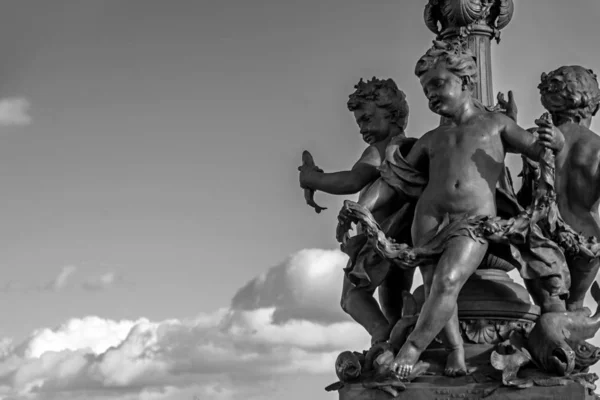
[
  {"xmin": 299, "ymin": 77, "xmax": 409, "ymax": 203},
  {"xmin": 299, "ymin": 78, "xmax": 416, "ymax": 347},
  {"xmin": 339, "ymin": 40, "xmax": 564, "ymax": 378},
  {"xmin": 520, "ymin": 66, "xmax": 600, "ymax": 311}
]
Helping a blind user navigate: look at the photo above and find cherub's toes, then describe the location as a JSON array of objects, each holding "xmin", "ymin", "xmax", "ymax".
[{"xmin": 392, "ymin": 364, "xmax": 412, "ymax": 379}]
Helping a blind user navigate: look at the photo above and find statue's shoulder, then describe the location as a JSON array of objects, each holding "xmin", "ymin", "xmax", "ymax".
[
  {"xmin": 386, "ymin": 134, "xmax": 420, "ymax": 159},
  {"xmin": 482, "ymin": 108, "xmax": 511, "ymax": 128},
  {"xmin": 570, "ymin": 141, "xmax": 600, "ymax": 173},
  {"xmin": 574, "ymin": 125, "xmax": 600, "ymax": 145},
  {"xmin": 563, "ymin": 124, "xmax": 600, "ymax": 160}
]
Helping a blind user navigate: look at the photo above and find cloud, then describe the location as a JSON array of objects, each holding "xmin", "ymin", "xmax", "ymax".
[
  {"xmin": 44, "ymin": 265, "xmax": 77, "ymax": 291},
  {"xmin": 0, "ymin": 98, "xmax": 31, "ymax": 126},
  {"xmin": 82, "ymin": 272, "xmax": 126, "ymax": 291},
  {"xmin": 231, "ymin": 248, "xmax": 351, "ymax": 324},
  {"xmin": 0, "ymin": 248, "xmax": 598, "ymax": 399},
  {"xmin": 0, "ymin": 249, "xmax": 369, "ymax": 399},
  {"xmin": 19, "ymin": 317, "xmax": 137, "ymax": 358},
  {"xmin": 1, "ymin": 266, "xmax": 127, "ymax": 293}
]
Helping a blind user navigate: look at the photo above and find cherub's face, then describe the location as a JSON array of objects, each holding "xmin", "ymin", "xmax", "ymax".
[
  {"xmin": 420, "ymin": 64, "xmax": 469, "ymax": 117},
  {"xmin": 353, "ymin": 102, "xmax": 392, "ymax": 145}
]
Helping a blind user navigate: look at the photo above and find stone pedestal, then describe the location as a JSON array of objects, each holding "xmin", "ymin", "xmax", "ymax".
[
  {"xmin": 338, "ymin": 346, "xmax": 597, "ymax": 399},
  {"xmin": 338, "ymin": 372, "xmax": 595, "ymax": 400},
  {"xmin": 456, "ymin": 269, "xmax": 539, "ymax": 320}
]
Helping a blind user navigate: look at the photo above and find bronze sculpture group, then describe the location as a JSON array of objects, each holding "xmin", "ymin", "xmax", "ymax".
[{"xmin": 298, "ymin": 37, "xmax": 600, "ymax": 397}]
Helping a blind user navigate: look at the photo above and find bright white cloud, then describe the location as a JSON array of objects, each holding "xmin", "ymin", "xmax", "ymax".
[
  {"xmin": 231, "ymin": 248, "xmax": 351, "ymax": 324},
  {"xmin": 0, "ymin": 249, "xmax": 368, "ymax": 399},
  {"xmin": 22, "ymin": 316, "xmax": 139, "ymax": 358},
  {"xmin": 0, "ymin": 247, "xmax": 598, "ymax": 399},
  {"xmin": 0, "ymin": 97, "xmax": 31, "ymax": 126}
]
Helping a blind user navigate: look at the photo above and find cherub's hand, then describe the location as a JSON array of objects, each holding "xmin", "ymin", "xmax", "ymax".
[
  {"xmin": 336, "ymin": 205, "xmax": 354, "ymax": 244},
  {"xmin": 496, "ymin": 90, "xmax": 518, "ymax": 122},
  {"xmin": 298, "ymin": 164, "xmax": 323, "ymax": 189},
  {"xmin": 534, "ymin": 114, "xmax": 564, "ymax": 153}
]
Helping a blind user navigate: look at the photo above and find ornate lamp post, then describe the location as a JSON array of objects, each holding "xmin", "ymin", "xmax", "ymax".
[
  {"xmin": 424, "ymin": 0, "xmax": 514, "ymax": 106},
  {"xmin": 329, "ymin": 2, "xmax": 600, "ymax": 398}
]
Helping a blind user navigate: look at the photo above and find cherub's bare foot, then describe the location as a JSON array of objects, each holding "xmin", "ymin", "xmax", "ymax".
[
  {"xmin": 444, "ymin": 346, "xmax": 468, "ymax": 377},
  {"xmin": 390, "ymin": 342, "xmax": 421, "ymax": 378}
]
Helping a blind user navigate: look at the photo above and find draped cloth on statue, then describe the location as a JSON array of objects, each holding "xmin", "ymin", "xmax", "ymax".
[
  {"xmin": 517, "ymin": 155, "xmax": 600, "ymax": 262},
  {"xmin": 343, "ymin": 202, "xmax": 414, "ymax": 288},
  {"xmin": 343, "ymin": 136, "xmax": 570, "ymax": 298},
  {"xmin": 342, "ymin": 136, "xmax": 421, "ymax": 288}
]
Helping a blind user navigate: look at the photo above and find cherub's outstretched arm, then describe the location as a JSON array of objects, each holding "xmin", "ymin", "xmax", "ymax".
[
  {"xmin": 357, "ymin": 178, "xmax": 397, "ymax": 214},
  {"xmin": 499, "ymin": 113, "xmax": 564, "ymax": 161},
  {"xmin": 299, "ymin": 146, "xmax": 382, "ymax": 195}
]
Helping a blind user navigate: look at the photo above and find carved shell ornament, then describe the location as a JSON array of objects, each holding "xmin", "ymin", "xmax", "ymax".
[
  {"xmin": 460, "ymin": 319, "xmax": 534, "ymax": 345},
  {"xmin": 462, "ymin": 319, "xmax": 497, "ymax": 344},
  {"xmin": 424, "ymin": 0, "xmax": 514, "ymax": 40}
]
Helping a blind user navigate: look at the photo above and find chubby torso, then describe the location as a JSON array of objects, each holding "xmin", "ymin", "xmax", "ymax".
[{"xmin": 412, "ymin": 114, "xmax": 506, "ymax": 245}]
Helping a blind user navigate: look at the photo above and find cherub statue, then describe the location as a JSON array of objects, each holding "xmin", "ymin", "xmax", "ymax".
[
  {"xmin": 508, "ymin": 66, "xmax": 600, "ymax": 376},
  {"xmin": 525, "ymin": 66, "xmax": 600, "ymax": 311},
  {"xmin": 337, "ymin": 39, "xmax": 565, "ymax": 378},
  {"xmin": 298, "ymin": 78, "xmax": 416, "ymax": 346}
]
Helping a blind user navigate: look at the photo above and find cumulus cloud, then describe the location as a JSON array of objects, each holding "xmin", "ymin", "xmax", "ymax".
[
  {"xmin": 0, "ymin": 248, "xmax": 369, "ymax": 399},
  {"xmin": 231, "ymin": 248, "xmax": 351, "ymax": 324},
  {"xmin": 1, "ymin": 248, "xmax": 599, "ymax": 399},
  {"xmin": 0, "ymin": 98, "xmax": 31, "ymax": 126}
]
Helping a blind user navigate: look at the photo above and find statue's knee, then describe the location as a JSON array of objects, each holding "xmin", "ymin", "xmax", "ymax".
[
  {"xmin": 434, "ymin": 271, "xmax": 463, "ymax": 295},
  {"xmin": 341, "ymin": 288, "xmax": 359, "ymax": 312}
]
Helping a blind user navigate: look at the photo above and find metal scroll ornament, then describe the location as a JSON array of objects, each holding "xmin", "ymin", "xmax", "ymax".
[{"xmin": 424, "ymin": 0, "xmax": 514, "ymax": 42}]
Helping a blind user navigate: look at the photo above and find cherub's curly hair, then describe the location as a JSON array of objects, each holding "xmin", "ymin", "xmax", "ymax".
[
  {"xmin": 347, "ymin": 77, "xmax": 409, "ymax": 130},
  {"xmin": 538, "ymin": 66, "xmax": 600, "ymax": 124},
  {"xmin": 414, "ymin": 39, "xmax": 499, "ymax": 113},
  {"xmin": 414, "ymin": 39, "xmax": 478, "ymax": 91}
]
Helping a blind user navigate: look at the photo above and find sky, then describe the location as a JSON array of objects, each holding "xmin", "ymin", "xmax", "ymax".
[{"xmin": 0, "ymin": 0, "xmax": 598, "ymax": 399}]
